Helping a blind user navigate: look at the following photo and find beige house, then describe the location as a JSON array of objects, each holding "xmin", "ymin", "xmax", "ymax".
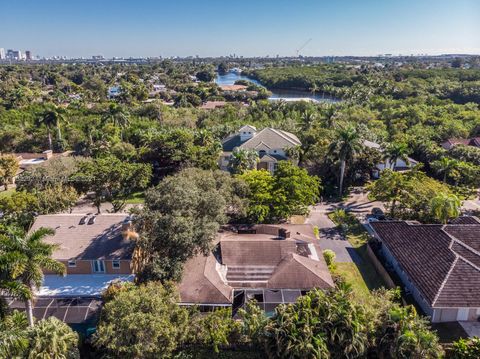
[
  {"xmin": 220, "ymin": 125, "xmax": 301, "ymax": 172},
  {"xmin": 31, "ymin": 213, "xmax": 135, "ymax": 276}
]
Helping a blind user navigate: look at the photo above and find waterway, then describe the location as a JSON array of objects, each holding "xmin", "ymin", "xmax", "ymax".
[{"xmin": 215, "ymin": 71, "xmax": 338, "ymax": 103}]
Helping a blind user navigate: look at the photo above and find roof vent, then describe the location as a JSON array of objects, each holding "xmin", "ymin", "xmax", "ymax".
[
  {"xmin": 79, "ymin": 216, "xmax": 88, "ymax": 225},
  {"xmin": 87, "ymin": 216, "xmax": 96, "ymax": 225}
]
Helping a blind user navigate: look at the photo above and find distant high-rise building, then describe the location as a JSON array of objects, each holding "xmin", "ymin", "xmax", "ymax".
[
  {"xmin": 25, "ymin": 50, "xmax": 32, "ymax": 61},
  {"xmin": 0, "ymin": 48, "xmax": 5, "ymax": 59},
  {"xmin": 6, "ymin": 49, "xmax": 14, "ymax": 59}
]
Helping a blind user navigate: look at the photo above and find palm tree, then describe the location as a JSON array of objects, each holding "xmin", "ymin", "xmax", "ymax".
[
  {"xmin": 102, "ymin": 103, "xmax": 130, "ymax": 139},
  {"xmin": 430, "ymin": 193, "xmax": 461, "ymax": 224},
  {"xmin": 0, "ymin": 227, "xmax": 66, "ymax": 327},
  {"xmin": 228, "ymin": 149, "xmax": 259, "ymax": 175},
  {"xmin": 27, "ymin": 317, "xmax": 80, "ymax": 358},
  {"xmin": 383, "ymin": 142, "xmax": 411, "ymax": 170},
  {"xmin": 328, "ymin": 126, "xmax": 364, "ymax": 195},
  {"xmin": 36, "ymin": 105, "xmax": 66, "ymax": 150},
  {"xmin": 431, "ymin": 157, "xmax": 459, "ymax": 183}
]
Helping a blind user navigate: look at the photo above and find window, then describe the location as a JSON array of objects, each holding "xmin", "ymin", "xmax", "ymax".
[
  {"xmin": 92, "ymin": 260, "xmax": 105, "ymax": 273},
  {"xmin": 67, "ymin": 260, "xmax": 76, "ymax": 267},
  {"xmin": 112, "ymin": 260, "xmax": 120, "ymax": 269}
]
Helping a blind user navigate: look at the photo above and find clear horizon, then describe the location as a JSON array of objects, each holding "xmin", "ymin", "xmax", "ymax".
[{"xmin": 1, "ymin": 0, "xmax": 479, "ymax": 58}]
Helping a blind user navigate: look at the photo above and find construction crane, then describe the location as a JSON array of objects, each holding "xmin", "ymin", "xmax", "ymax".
[{"xmin": 296, "ymin": 38, "xmax": 312, "ymax": 57}]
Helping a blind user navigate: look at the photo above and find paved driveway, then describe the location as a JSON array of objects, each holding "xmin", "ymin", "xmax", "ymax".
[
  {"xmin": 306, "ymin": 187, "xmax": 384, "ymax": 263},
  {"xmin": 306, "ymin": 204, "xmax": 356, "ymax": 263}
]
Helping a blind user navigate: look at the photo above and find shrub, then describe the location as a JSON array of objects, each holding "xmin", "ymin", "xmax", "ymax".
[
  {"xmin": 322, "ymin": 249, "xmax": 336, "ymax": 268},
  {"xmin": 451, "ymin": 337, "xmax": 480, "ymax": 359}
]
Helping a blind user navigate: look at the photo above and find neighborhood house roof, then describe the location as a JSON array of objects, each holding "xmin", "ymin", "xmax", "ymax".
[
  {"xmin": 178, "ymin": 224, "xmax": 334, "ymax": 305},
  {"xmin": 29, "ymin": 214, "xmax": 135, "ymax": 260},
  {"xmin": 370, "ymin": 218, "xmax": 480, "ymax": 308},
  {"xmin": 222, "ymin": 127, "xmax": 301, "ymax": 153}
]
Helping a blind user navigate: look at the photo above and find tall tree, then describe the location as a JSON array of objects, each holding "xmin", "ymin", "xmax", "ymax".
[
  {"xmin": 430, "ymin": 193, "xmax": 461, "ymax": 224},
  {"xmin": 0, "ymin": 154, "xmax": 19, "ymax": 190},
  {"xmin": 36, "ymin": 105, "xmax": 66, "ymax": 150},
  {"xmin": 431, "ymin": 157, "xmax": 459, "ymax": 183},
  {"xmin": 73, "ymin": 155, "xmax": 152, "ymax": 213},
  {"xmin": 383, "ymin": 142, "xmax": 411, "ymax": 169},
  {"xmin": 0, "ymin": 227, "xmax": 65, "ymax": 327},
  {"xmin": 102, "ymin": 103, "xmax": 130, "ymax": 140},
  {"xmin": 328, "ymin": 126, "xmax": 364, "ymax": 195},
  {"xmin": 134, "ymin": 168, "xmax": 246, "ymax": 282}
]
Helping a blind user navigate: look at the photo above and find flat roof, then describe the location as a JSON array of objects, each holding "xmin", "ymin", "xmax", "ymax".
[{"xmin": 38, "ymin": 274, "xmax": 134, "ymax": 297}]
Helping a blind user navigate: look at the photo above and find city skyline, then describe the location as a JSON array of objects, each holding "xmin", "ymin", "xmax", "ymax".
[{"xmin": 0, "ymin": 0, "xmax": 479, "ymax": 58}]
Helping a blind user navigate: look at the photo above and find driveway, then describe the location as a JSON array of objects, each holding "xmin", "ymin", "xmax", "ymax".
[
  {"xmin": 306, "ymin": 203, "xmax": 356, "ymax": 263},
  {"xmin": 306, "ymin": 187, "xmax": 384, "ymax": 263}
]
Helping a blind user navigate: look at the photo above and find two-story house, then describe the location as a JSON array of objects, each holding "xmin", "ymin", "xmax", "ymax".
[
  {"xmin": 220, "ymin": 125, "xmax": 301, "ymax": 172},
  {"xmin": 30, "ymin": 213, "xmax": 136, "ymax": 297}
]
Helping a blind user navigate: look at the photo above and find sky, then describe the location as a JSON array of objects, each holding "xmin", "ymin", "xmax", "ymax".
[{"xmin": 0, "ymin": 0, "xmax": 479, "ymax": 58}]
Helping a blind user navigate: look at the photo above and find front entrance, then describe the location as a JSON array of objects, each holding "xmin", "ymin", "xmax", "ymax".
[{"xmin": 92, "ymin": 260, "xmax": 105, "ymax": 273}]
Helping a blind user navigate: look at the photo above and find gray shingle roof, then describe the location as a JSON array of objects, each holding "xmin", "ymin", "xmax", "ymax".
[
  {"xmin": 221, "ymin": 127, "xmax": 301, "ymax": 152},
  {"xmin": 370, "ymin": 218, "xmax": 480, "ymax": 308}
]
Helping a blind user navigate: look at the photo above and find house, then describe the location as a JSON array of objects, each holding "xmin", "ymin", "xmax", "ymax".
[
  {"xmin": 200, "ymin": 100, "xmax": 227, "ymax": 110},
  {"xmin": 29, "ymin": 213, "xmax": 136, "ymax": 297},
  {"xmin": 370, "ymin": 217, "xmax": 480, "ymax": 324},
  {"xmin": 107, "ymin": 86, "xmax": 121, "ymax": 99},
  {"xmin": 441, "ymin": 138, "xmax": 480, "ymax": 150},
  {"xmin": 5, "ymin": 214, "xmax": 136, "ymax": 330},
  {"xmin": 363, "ymin": 140, "xmax": 418, "ymax": 178},
  {"xmin": 178, "ymin": 224, "xmax": 334, "ymax": 313},
  {"xmin": 220, "ymin": 125, "xmax": 302, "ymax": 172},
  {"xmin": 219, "ymin": 84, "xmax": 248, "ymax": 92}
]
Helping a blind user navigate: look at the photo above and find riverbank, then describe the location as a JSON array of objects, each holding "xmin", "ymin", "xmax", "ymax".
[{"xmin": 216, "ymin": 71, "xmax": 339, "ymax": 103}]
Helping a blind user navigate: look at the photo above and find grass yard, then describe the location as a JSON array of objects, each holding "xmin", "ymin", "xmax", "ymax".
[
  {"xmin": 328, "ymin": 209, "xmax": 387, "ymax": 297},
  {"xmin": 125, "ymin": 191, "xmax": 145, "ymax": 204}
]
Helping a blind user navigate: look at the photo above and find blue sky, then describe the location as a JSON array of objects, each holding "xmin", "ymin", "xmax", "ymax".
[{"xmin": 0, "ymin": 0, "xmax": 479, "ymax": 57}]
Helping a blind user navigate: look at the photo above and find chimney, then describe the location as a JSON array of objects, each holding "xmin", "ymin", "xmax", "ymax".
[
  {"xmin": 278, "ymin": 228, "xmax": 290, "ymax": 239},
  {"xmin": 42, "ymin": 150, "xmax": 53, "ymax": 160}
]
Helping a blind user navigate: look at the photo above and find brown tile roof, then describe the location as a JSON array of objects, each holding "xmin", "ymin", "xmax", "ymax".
[
  {"xmin": 444, "ymin": 225, "xmax": 480, "ymax": 252},
  {"xmin": 267, "ymin": 254, "xmax": 334, "ymax": 289},
  {"xmin": 200, "ymin": 101, "xmax": 227, "ymax": 109},
  {"xmin": 219, "ymin": 84, "xmax": 247, "ymax": 91},
  {"xmin": 178, "ymin": 224, "xmax": 334, "ymax": 304},
  {"xmin": 220, "ymin": 234, "xmax": 297, "ymax": 266},
  {"xmin": 370, "ymin": 219, "xmax": 480, "ymax": 308},
  {"xmin": 29, "ymin": 214, "xmax": 134, "ymax": 260},
  {"xmin": 178, "ymin": 254, "xmax": 232, "ymax": 304},
  {"xmin": 450, "ymin": 216, "xmax": 480, "ymax": 225},
  {"xmin": 434, "ymin": 259, "xmax": 480, "ymax": 307}
]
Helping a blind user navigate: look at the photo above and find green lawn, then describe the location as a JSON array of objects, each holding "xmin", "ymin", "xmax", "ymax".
[
  {"xmin": 328, "ymin": 210, "xmax": 387, "ymax": 298},
  {"xmin": 125, "ymin": 191, "xmax": 145, "ymax": 204}
]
